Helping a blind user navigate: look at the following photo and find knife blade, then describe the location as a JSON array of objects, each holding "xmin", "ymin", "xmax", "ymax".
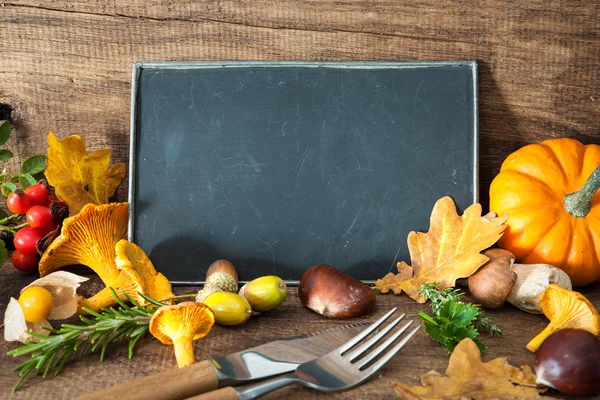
[
  {"xmin": 78, "ymin": 322, "xmax": 369, "ymax": 400},
  {"xmin": 211, "ymin": 322, "xmax": 369, "ymax": 385}
]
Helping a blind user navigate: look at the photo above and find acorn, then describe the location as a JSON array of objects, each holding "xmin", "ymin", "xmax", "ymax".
[
  {"xmin": 239, "ymin": 275, "xmax": 287, "ymax": 313},
  {"xmin": 196, "ymin": 260, "xmax": 239, "ymax": 303},
  {"xmin": 202, "ymin": 292, "xmax": 252, "ymax": 326},
  {"xmin": 206, "ymin": 259, "xmax": 238, "ymax": 282}
]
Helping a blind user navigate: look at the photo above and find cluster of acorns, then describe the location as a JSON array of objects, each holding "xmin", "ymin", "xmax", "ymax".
[{"xmin": 196, "ymin": 260, "xmax": 288, "ymax": 325}]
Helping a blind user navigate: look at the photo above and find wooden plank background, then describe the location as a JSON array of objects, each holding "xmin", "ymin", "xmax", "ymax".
[{"xmin": 1, "ymin": 1, "xmax": 599, "ymax": 399}]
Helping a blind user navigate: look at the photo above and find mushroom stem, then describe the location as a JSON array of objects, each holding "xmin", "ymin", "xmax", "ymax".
[
  {"xmin": 78, "ymin": 287, "xmax": 123, "ymax": 313},
  {"xmin": 526, "ymin": 326, "xmax": 555, "ymax": 352},
  {"xmin": 172, "ymin": 336, "xmax": 195, "ymax": 368}
]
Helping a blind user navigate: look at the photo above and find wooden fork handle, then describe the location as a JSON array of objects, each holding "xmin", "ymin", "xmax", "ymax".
[
  {"xmin": 77, "ymin": 360, "xmax": 219, "ymax": 400},
  {"xmin": 185, "ymin": 387, "xmax": 240, "ymax": 400}
]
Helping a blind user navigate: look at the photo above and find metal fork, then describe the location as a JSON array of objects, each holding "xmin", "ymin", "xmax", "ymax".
[{"xmin": 188, "ymin": 308, "xmax": 419, "ymax": 400}]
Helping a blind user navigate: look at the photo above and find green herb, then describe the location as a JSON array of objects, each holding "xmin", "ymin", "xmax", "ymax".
[
  {"xmin": 7, "ymin": 289, "xmax": 165, "ymax": 392},
  {"xmin": 418, "ymin": 283, "xmax": 502, "ymax": 353},
  {"xmin": 0, "ymin": 120, "xmax": 47, "ymax": 197}
]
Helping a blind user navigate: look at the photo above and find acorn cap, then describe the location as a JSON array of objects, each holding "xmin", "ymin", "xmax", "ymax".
[
  {"xmin": 149, "ymin": 302, "xmax": 215, "ymax": 368},
  {"xmin": 205, "ymin": 271, "xmax": 238, "ymax": 293}
]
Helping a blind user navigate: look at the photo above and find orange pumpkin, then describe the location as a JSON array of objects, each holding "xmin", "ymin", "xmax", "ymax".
[{"xmin": 489, "ymin": 138, "xmax": 600, "ymax": 286}]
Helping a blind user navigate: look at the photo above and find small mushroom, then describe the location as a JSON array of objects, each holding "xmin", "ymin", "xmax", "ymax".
[
  {"xmin": 468, "ymin": 249, "xmax": 517, "ymax": 308},
  {"xmin": 507, "ymin": 263, "xmax": 572, "ymax": 314},
  {"xmin": 526, "ymin": 284, "xmax": 600, "ymax": 352},
  {"xmin": 149, "ymin": 302, "xmax": 215, "ymax": 368}
]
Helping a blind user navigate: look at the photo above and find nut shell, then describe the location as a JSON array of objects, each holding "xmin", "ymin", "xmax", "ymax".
[
  {"xmin": 202, "ymin": 292, "xmax": 252, "ymax": 326},
  {"xmin": 535, "ymin": 329, "xmax": 600, "ymax": 396},
  {"xmin": 206, "ymin": 259, "xmax": 238, "ymax": 283},
  {"xmin": 298, "ymin": 264, "xmax": 375, "ymax": 318},
  {"xmin": 240, "ymin": 275, "xmax": 287, "ymax": 312}
]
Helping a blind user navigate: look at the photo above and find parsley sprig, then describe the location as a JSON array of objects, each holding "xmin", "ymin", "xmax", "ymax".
[{"xmin": 418, "ymin": 283, "xmax": 502, "ymax": 353}]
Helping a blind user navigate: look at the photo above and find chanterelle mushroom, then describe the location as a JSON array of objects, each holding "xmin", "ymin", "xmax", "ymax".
[
  {"xmin": 78, "ymin": 240, "xmax": 175, "ymax": 311},
  {"xmin": 526, "ymin": 284, "xmax": 600, "ymax": 352},
  {"xmin": 39, "ymin": 202, "xmax": 175, "ymax": 312},
  {"xmin": 39, "ymin": 202, "xmax": 128, "ymax": 281},
  {"xmin": 149, "ymin": 302, "xmax": 215, "ymax": 368}
]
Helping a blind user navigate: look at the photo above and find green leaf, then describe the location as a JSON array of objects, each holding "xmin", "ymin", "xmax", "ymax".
[
  {"xmin": 1, "ymin": 182, "xmax": 17, "ymax": 196},
  {"xmin": 19, "ymin": 174, "xmax": 37, "ymax": 190},
  {"xmin": 21, "ymin": 155, "xmax": 47, "ymax": 175},
  {"xmin": 0, "ymin": 120, "xmax": 12, "ymax": 146},
  {"xmin": 0, "ymin": 209, "xmax": 8, "ymax": 222},
  {"xmin": 32, "ymin": 171, "xmax": 46, "ymax": 182},
  {"xmin": 0, "ymin": 150, "xmax": 13, "ymax": 161},
  {"xmin": 0, "ymin": 240, "xmax": 7, "ymax": 268}
]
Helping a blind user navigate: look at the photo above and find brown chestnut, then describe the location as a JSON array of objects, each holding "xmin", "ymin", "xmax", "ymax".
[
  {"xmin": 535, "ymin": 329, "xmax": 600, "ymax": 397},
  {"xmin": 298, "ymin": 264, "xmax": 376, "ymax": 318}
]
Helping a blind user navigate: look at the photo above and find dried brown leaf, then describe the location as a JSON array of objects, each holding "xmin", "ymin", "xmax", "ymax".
[
  {"xmin": 45, "ymin": 132, "xmax": 126, "ymax": 215},
  {"xmin": 391, "ymin": 338, "xmax": 552, "ymax": 400},
  {"xmin": 374, "ymin": 196, "xmax": 507, "ymax": 302}
]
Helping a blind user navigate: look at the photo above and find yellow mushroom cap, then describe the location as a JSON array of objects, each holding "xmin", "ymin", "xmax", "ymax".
[
  {"xmin": 149, "ymin": 302, "xmax": 215, "ymax": 368},
  {"xmin": 38, "ymin": 202, "xmax": 175, "ymax": 312},
  {"xmin": 526, "ymin": 284, "xmax": 600, "ymax": 352},
  {"xmin": 39, "ymin": 202, "xmax": 129, "ymax": 281},
  {"xmin": 78, "ymin": 239, "xmax": 175, "ymax": 312}
]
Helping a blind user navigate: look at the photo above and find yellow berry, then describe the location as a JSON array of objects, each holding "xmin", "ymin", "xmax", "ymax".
[{"xmin": 18, "ymin": 286, "xmax": 54, "ymax": 323}]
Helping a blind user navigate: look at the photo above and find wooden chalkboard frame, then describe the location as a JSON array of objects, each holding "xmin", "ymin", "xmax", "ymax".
[{"xmin": 128, "ymin": 61, "xmax": 479, "ymax": 285}]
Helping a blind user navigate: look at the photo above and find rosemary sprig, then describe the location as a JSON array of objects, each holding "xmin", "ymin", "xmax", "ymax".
[
  {"xmin": 418, "ymin": 283, "xmax": 502, "ymax": 353},
  {"xmin": 7, "ymin": 289, "xmax": 165, "ymax": 392}
]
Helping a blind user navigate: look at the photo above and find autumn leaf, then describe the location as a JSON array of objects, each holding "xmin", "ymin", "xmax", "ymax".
[
  {"xmin": 375, "ymin": 197, "xmax": 507, "ymax": 302},
  {"xmin": 391, "ymin": 338, "xmax": 552, "ymax": 400},
  {"xmin": 45, "ymin": 132, "xmax": 127, "ymax": 215}
]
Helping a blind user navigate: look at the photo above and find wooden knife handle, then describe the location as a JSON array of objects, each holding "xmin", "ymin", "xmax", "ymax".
[
  {"xmin": 185, "ymin": 387, "xmax": 240, "ymax": 400},
  {"xmin": 77, "ymin": 360, "xmax": 219, "ymax": 400}
]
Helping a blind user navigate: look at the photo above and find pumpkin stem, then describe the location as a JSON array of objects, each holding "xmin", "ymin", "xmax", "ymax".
[{"xmin": 564, "ymin": 164, "xmax": 600, "ymax": 218}]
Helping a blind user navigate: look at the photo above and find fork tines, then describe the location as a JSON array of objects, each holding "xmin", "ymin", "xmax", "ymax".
[{"xmin": 340, "ymin": 308, "xmax": 419, "ymax": 371}]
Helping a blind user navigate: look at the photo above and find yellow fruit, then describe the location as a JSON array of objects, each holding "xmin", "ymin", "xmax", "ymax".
[
  {"xmin": 18, "ymin": 286, "xmax": 54, "ymax": 323},
  {"xmin": 202, "ymin": 292, "xmax": 251, "ymax": 326},
  {"xmin": 241, "ymin": 275, "xmax": 287, "ymax": 312}
]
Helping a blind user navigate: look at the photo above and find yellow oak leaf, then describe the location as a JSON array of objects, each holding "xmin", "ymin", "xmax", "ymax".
[
  {"xmin": 391, "ymin": 338, "xmax": 551, "ymax": 400},
  {"xmin": 45, "ymin": 132, "xmax": 127, "ymax": 215},
  {"xmin": 374, "ymin": 196, "xmax": 507, "ymax": 302}
]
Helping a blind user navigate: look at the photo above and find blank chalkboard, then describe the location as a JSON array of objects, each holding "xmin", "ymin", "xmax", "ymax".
[{"xmin": 129, "ymin": 61, "xmax": 478, "ymax": 284}]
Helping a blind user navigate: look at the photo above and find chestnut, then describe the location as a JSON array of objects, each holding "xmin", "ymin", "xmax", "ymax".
[
  {"xmin": 298, "ymin": 264, "xmax": 376, "ymax": 318},
  {"xmin": 535, "ymin": 328, "xmax": 600, "ymax": 397}
]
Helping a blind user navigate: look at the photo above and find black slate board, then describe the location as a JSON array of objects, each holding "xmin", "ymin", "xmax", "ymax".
[{"xmin": 129, "ymin": 61, "xmax": 478, "ymax": 284}]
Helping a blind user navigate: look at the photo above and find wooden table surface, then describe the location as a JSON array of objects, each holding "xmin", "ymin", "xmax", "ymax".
[{"xmin": 1, "ymin": 1, "xmax": 600, "ymax": 399}]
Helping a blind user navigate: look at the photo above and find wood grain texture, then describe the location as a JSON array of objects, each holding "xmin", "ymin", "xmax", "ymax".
[
  {"xmin": 1, "ymin": 1, "xmax": 599, "ymax": 205},
  {"xmin": 2, "ymin": 265, "xmax": 600, "ymax": 399},
  {"xmin": 77, "ymin": 360, "xmax": 219, "ymax": 400},
  {"xmin": 1, "ymin": 1, "xmax": 600, "ymax": 399}
]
